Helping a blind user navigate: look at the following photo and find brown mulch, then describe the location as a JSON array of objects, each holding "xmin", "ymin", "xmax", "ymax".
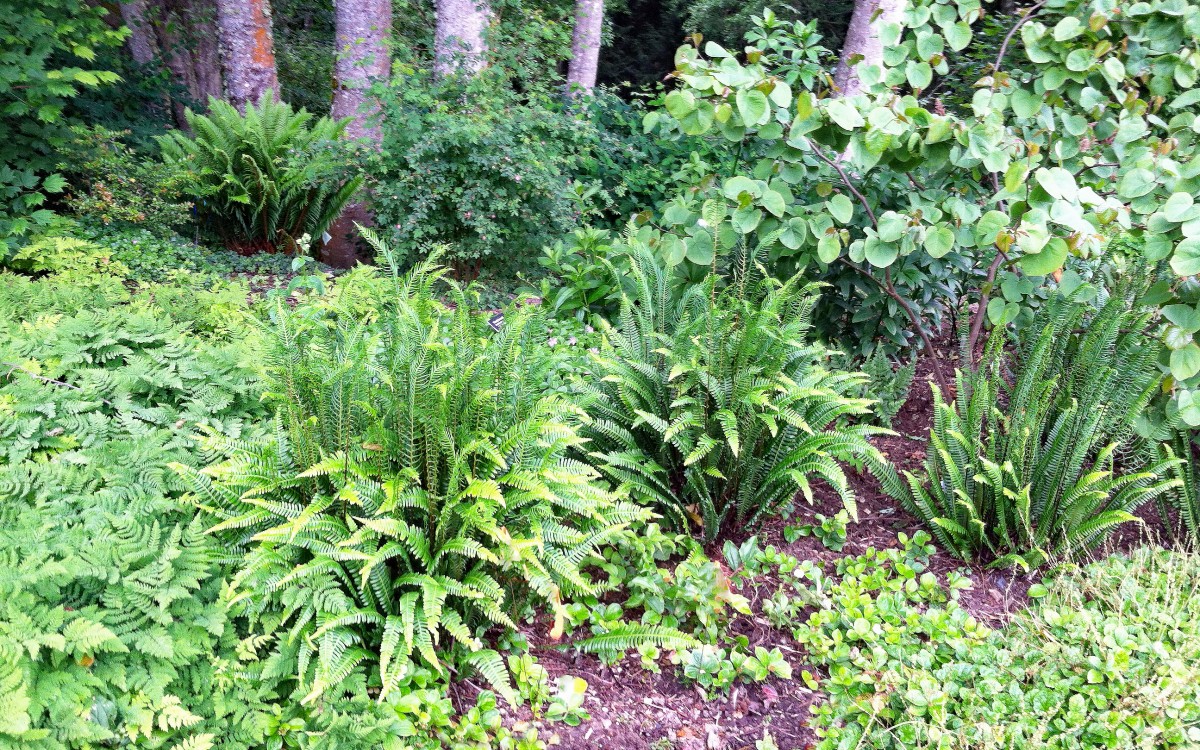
[{"xmin": 471, "ymin": 337, "xmax": 1173, "ymax": 749}]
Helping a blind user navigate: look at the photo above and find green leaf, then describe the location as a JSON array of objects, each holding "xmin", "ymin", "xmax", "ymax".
[
  {"xmin": 1172, "ymin": 343, "xmax": 1200, "ymax": 381},
  {"xmin": 828, "ymin": 194, "xmax": 854, "ymax": 223},
  {"xmin": 686, "ymin": 230, "xmax": 715, "ymax": 264},
  {"xmin": 769, "ymin": 81, "xmax": 792, "ymax": 108},
  {"xmin": 817, "ymin": 234, "xmax": 841, "ymax": 263},
  {"xmin": 736, "ymin": 89, "xmax": 770, "ymax": 126},
  {"xmin": 760, "ymin": 189, "xmax": 787, "ymax": 218},
  {"xmin": 924, "ymin": 225, "xmax": 955, "ymax": 258},
  {"xmin": 1118, "ymin": 169, "xmax": 1157, "ymax": 199},
  {"xmin": 865, "ymin": 238, "xmax": 898, "ymax": 268},
  {"xmin": 722, "ymin": 176, "xmax": 759, "ymax": 200},
  {"xmin": 826, "ymin": 99, "xmax": 865, "ymax": 130},
  {"xmin": 906, "ymin": 60, "xmax": 933, "ymax": 90},
  {"xmin": 1164, "ymin": 192, "xmax": 1196, "ymax": 223},
  {"xmin": 877, "ymin": 211, "xmax": 907, "ymax": 243},
  {"xmin": 945, "ymin": 22, "xmax": 972, "ymax": 51},
  {"xmin": 976, "ymin": 211, "xmax": 1009, "ymax": 244},
  {"xmin": 1172, "ymin": 237, "xmax": 1200, "ymax": 276},
  {"xmin": 1027, "ymin": 584, "xmax": 1049, "ymax": 598},
  {"xmin": 1163, "ymin": 304, "xmax": 1200, "ymax": 334},
  {"xmin": 664, "ymin": 90, "xmax": 696, "ymax": 119},
  {"xmin": 1010, "ymin": 88, "xmax": 1043, "ymax": 118},
  {"xmin": 1019, "ymin": 237, "xmax": 1068, "ymax": 276},
  {"xmin": 1065, "ymin": 49, "xmax": 1095, "ymax": 72},
  {"xmin": 1034, "ymin": 167, "xmax": 1077, "ymax": 201},
  {"xmin": 1053, "ymin": 16, "xmax": 1083, "ymax": 41}
]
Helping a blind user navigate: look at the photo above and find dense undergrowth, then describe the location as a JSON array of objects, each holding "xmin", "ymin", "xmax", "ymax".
[
  {"xmin": 1, "ymin": 246, "xmax": 1198, "ymax": 749},
  {"xmin": 5, "ymin": 0, "xmax": 1200, "ymax": 746}
]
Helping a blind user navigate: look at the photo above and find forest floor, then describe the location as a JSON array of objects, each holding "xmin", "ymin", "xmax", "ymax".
[{"xmin": 476, "ymin": 336, "xmax": 1169, "ymax": 750}]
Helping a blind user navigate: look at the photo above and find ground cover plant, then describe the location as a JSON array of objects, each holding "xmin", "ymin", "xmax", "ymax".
[{"xmin": 4, "ymin": 0, "xmax": 1200, "ymax": 747}]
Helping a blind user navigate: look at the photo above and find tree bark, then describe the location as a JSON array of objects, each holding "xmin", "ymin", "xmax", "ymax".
[
  {"xmin": 331, "ymin": 0, "xmax": 391, "ymax": 141},
  {"xmin": 119, "ymin": 0, "xmax": 159, "ymax": 64},
  {"xmin": 216, "ymin": 0, "xmax": 280, "ymax": 109},
  {"xmin": 833, "ymin": 0, "xmax": 906, "ymax": 97},
  {"xmin": 324, "ymin": 0, "xmax": 392, "ymax": 268},
  {"xmin": 565, "ymin": 0, "xmax": 603, "ymax": 97},
  {"xmin": 434, "ymin": 0, "xmax": 490, "ymax": 76}
]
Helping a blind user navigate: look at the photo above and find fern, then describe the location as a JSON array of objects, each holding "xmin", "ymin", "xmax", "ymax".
[
  {"xmin": 158, "ymin": 95, "xmax": 362, "ymax": 255},
  {"xmin": 881, "ymin": 290, "xmax": 1179, "ymax": 568},
  {"xmin": 181, "ymin": 242, "xmax": 649, "ymax": 705},
  {"xmin": 581, "ymin": 245, "xmax": 889, "ymax": 542}
]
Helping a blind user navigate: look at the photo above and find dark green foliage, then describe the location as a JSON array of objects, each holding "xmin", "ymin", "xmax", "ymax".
[
  {"xmin": 1158, "ymin": 430, "xmax": 1200, "ymax": 544},
  {"xmin": 372, "ymin": 71, "xmax": 595, "ymax": 272},
  {"xmin": 884, "ymin": 291, "xmax": 1177, "ymax": 568},
  {"xmin": 158, "ymin": 96, "xmax": 363, "ymax": 255},
  {"xmin": 581, "ymin": 246, "xmax": 886, "ymax": 542},
  {"xmin": 0, "ymin": 0, "xmax": 124, "ymax": 254},
  {"xmin": 181, "ymin": 243, "xmax": 647, "ymax": 704}
]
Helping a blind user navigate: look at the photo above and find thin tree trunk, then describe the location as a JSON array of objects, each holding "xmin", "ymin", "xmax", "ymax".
[
  {"xmin": 833, "ymin": 0, "xmax": 906, "ymax": 97},
  {"xmin": 192, "ymin": 0, "xmax": 224, "ymax": 101},
  {"xmin": 119, "ymin": 0, "xmax": 159, "ymax": 64},
  {"xmin": 216, "ymin": 0, "xmax": 280, "ymax": 109},
  {"xmin": 565, "ymin": 0, "xmax": 603, "ymax": 98},
  {"xmin": 434, "ymin": 0, "xmax": 490, "ymax": 77},
  {"xmin": 324, "ymin": 0, "xmax": 392, "ymax": 268}
]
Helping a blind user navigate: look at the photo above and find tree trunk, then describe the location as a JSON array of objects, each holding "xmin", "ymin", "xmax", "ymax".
[
  {"xmin": 324, "ymin": 0, "xmax": 392, "ymax": 268},
  {"xmin": 216, "ymin": 0, "xmax": 280, "ymax": 109},
  {"xmin": 119, "ymin": 0, "xmax": 159, "ymax": 64},
  {"xmin": 565, "ymin": 0, "xmax": 602, "ymax": 98},
  {"xmin": 154, "ymin": 0, "xmax": 224, "ymax": 127},
  {"xmin": 434, "ymin": 0, "xmax": 490, "ymax": 76},
  {"xmin": 833, "ymin": 0, "xmax": 906, "ymax": 97},
  {"xmin": 331, "ymin": 0, "xmax": 391, "ymax": 141}
]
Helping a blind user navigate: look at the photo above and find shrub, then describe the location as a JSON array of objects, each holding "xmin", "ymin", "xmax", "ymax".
[
  {"xmin": 181, "ymin": 243, "xmax": 647, "ymax": 704},
  {"xmin": 884, "ymin": 291, "xmax": 1177, "ymax": 568},
  {"xmin": 58, "ymin": 126, "xmax": 194, "ymax": 234},
  {"xmin": 158, "ymin": 95, "xmax": 363, "ymax": 255},
  {"xmin": 372, "ymin": 70, "xmax": 586, "ymax": 274},
  {"xmin": 581, "ymin": 246, "xmax": 886, "ymax": 542}
]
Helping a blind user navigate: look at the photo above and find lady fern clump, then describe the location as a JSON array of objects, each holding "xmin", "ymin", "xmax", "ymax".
[
  {"xmin": 884, "ymin": 291, "xmax": 1178, "ymax": 568},
  {"xmin": 158, "ymin": 95, "xmax": 362, "ymax": 255},
  {"xmin": 581, "ymin": 247, "xmax": 887, "ymax": 542},
  {"xmin": 182, "ymin": 245, "xmax": 647, "ymax": 704}
]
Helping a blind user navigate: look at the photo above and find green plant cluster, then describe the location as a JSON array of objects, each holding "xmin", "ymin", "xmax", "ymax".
[
  {"xmin": 789, "ymin": 538, "xmax": 1200, "ymax": 750},
  {"xmin": 181, "ymin": 246, "xmax": 649, "ymax": 705},
  {"xmin": 884, "ymin": 288, "xmax": 1178, "ymax": 568},
  {"xmin": 159, "ymin": 96, "xmax": 363, "ymax": 255},
  {"xmin": 581, "ymin": 245, "xmax": 888, "ymax": 541}
]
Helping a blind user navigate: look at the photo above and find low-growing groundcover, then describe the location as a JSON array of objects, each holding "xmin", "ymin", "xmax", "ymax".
[{"xmin": 792, "ymin": 542, "xmax": 1200, "ymax": 750}]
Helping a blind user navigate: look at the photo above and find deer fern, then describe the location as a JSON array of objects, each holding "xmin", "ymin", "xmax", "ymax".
[{"xmin": 882, "ymin": 291, "xmax": 1179, "ymax": 568}]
